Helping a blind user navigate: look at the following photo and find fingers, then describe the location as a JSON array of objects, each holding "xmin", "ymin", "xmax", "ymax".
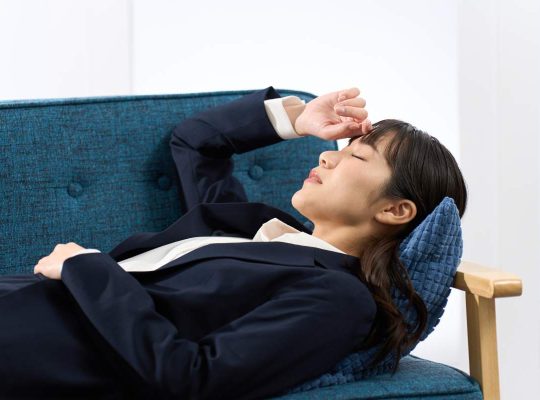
[
  {"xmin": 333, "ymin": 87, "xmax": 369, "ymax": 126},
  {"xmin": 320, "ymin": 118, "xmax": 372, "ymax": 141},
  {"xmin": 34, "ymin": 255, "xmax": 47, "ymax": 269},
  {"xmin": 361, "ymin": 119, "xmax": 372, "ymax": 134},
  {"xmin": 334, "ymin": 106, "xmax": 368, "ymax": 122},
  {"xmin": 320, "ymin": 122, "xmax": 363, "ymax": 141},
  {"xmin": 33, "ymin": 263, "xmax": 56, "ymax": 280},
  {"xmin": 34, "ymin": 262, "xmax": 44, "ymax": 274},
  {"xmin": 336, "ymin": 97, "xmax": 366, "ymax": 109},
  {"xmin": 337, "ymin": 87, "xmax": 360, "ymax": 102}
]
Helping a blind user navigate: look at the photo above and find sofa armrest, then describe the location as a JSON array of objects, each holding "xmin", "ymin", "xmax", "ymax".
[
  {"xmin": 451, "ymin": 260, "xmax": 523, "ymax": 400},
  {"xmin": 453, "ymin": 260, "xmax": 523, "ymax": 298}
]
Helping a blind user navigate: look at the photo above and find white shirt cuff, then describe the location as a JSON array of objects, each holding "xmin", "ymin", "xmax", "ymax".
[
  {"xmin": 59, "ymin": 248, "xmax": 101, "ymax": 276},
  {"xmin": 264, "ymin": 96, "xmax": 306, "ymax": 140}
]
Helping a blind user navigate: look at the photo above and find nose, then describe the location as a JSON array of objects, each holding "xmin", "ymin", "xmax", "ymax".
[{"xmin": 319, "ymin": 150, "xmax": 339, "ymax": 168}]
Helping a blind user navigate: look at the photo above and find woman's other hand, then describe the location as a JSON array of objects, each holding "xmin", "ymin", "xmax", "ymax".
[
  {"xmin": 34, "ymin": 242, "xmax": 87, "ymax": 280},
  {"xmin": 294, "ymin": 87, "xmax": 372, "ymax": 141}
]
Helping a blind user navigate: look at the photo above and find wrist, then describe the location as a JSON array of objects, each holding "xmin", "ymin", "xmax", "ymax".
[
  {"xmin": 293, "ymin": 111, "xmax": 310, "ymax": 137},
  {"xmin": 285, "ymin": 103, "xmax": 306, "ymax": 135},
  {"xmin": 264, "ymin": 96, "xmax": 306, "ymax": 139}
]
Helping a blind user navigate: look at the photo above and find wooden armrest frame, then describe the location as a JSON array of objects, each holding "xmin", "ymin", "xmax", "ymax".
[{"xmin": 451, "ymin": 260, "xmax": 523, "ymax": 400}]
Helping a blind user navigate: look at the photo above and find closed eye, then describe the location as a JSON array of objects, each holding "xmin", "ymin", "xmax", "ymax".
[{"xmin": 352, "ymin": 155, "xmax": 366, "ymax": 161}]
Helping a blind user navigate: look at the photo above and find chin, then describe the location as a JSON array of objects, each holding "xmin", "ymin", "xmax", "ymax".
[
  {"xmin": 291, "ymin": 190, "xmax": 314, "ymax": 220},
  {"xmin": 291, "ymin": 191, "xmax": 301, "ymax": 212}
]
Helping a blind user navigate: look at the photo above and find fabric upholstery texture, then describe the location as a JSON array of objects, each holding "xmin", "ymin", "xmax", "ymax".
[
  {"xmin": 0, "ymin": 90, "xmax": 479, "ymax": 398},
  {"xmin": 270, "ymin": 355, "xmax": 481, "ymax": 400},
  {"xmin": 0, "ymin": 89, "xmax": 325, "ymax": 275}
]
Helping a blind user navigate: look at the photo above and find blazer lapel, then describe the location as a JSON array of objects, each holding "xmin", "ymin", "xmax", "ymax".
[
  {"xmin": 107, "ymin": 201, "xmax": 361, "ymax": 276},
  {"xmin": 144, "ymin": 241, "xmax": 316, "ymax": 274},
  {"xmin": 312, "ymin": 247, "xmax": 362, "ymax": 276},
  {"xmin": 108, "ymin": 202, "xmax": 311, "ymax": 262},
  {"xmin": 127, "ymin": 240, "xmax": 362, "ymax": 277}
]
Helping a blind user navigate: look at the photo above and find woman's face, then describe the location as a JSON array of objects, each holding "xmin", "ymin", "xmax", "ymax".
[{"xmin": 292, "ymin": 134, "xmax": 393, "ymax": 230}]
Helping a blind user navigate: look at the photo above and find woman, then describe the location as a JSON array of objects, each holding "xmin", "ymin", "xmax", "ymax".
[{"xmin": 1, "ymin": 87, "xmax": 466, "ymax": 399}]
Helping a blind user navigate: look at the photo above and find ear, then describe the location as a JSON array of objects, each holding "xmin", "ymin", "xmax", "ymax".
[{"xmin": 374, "ymin": 199, "xmax": 417, "ymax": 226}]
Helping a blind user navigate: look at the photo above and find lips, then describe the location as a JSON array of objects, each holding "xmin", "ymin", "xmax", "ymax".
[{"xmin": 308, "ymin": 169, "xmax": 322, "ymax": 184}]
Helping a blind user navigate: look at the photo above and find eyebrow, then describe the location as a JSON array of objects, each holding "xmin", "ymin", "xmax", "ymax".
[{"xmin": 347, "ymin": 135, "xmax": 380, "ymax": 154}]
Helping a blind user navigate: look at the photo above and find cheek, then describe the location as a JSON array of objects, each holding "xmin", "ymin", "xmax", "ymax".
[
  {"xmin": 339, "ymin": 171, "xmax": 385, "ymax": 204},
  {"xmin": 320, "ymin": 173, "xmax": 365, "ymax": 208}
]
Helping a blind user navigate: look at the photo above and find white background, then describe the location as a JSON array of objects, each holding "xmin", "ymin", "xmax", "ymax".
[{"xmin": 1, "ymin": 1, "xmax": 538, "ymax": 398}]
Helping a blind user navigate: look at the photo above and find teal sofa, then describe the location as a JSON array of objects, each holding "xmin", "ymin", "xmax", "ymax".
[{"xmin": 1, "ymin": 88, "xmax": 513, "ymax": 399}]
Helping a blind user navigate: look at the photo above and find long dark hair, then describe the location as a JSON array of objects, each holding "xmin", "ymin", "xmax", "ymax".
[{"xmin": 353, "ymin": 119, "xmax": 468, "ymax": 372}]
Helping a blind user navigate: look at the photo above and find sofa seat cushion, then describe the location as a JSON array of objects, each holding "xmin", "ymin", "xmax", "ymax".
[{"xmin": 268, "ymin": 355, "xmax": 482, "ymax": 400}]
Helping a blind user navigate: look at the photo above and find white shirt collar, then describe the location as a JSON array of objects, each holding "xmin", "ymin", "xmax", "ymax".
[{"xmin": 252, "ymin": 218, "xmax": 346, "ymax": 254}]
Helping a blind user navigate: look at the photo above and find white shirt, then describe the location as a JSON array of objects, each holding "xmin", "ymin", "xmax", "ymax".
[
  {"xmin": 116, "ymin": 217, "xmax": 344, "ymax": 273},
  {"xmin": 61, "ymin": 96, "xmax": 341, "ymax": 274}
]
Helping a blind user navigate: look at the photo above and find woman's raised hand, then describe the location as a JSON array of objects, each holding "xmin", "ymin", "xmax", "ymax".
[{"xmin": 294, "ymin": 87, "xmax": 372, "ymax": 141}]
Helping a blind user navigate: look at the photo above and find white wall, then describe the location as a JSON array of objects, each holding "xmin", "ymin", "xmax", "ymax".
[
  {"xmin": 458, "ymin": 0, "xmax": 540, "ymax": 398},
  {"xmin": 3, "ymin": 0, "xmax": 537, "ymax": 398},
  {"xmin": 0, "ymin": 0, "xmax": 131, "ymax": 100},
  {"xmin": 132, "ymin": 0, "xmax": 460, "ymax": 155}
]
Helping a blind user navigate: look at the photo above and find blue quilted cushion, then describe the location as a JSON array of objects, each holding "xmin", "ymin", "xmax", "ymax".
[{"xmin": 282, "ymin": 196, "xmax": 463, "ymax": 394}]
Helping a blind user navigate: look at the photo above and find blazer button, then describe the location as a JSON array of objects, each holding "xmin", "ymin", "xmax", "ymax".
[
  {"xmin": 212, "ymin": 229, "xmax": 225, "ymax": 236},
  {"xmin": 248, "ymin": 165, "xmax": 264, "ymax": 180}
]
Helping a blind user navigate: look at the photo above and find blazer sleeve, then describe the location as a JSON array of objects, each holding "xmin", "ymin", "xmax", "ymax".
[
  {"xmin": 170, "ymin": 86, "xmax": 287, "ymax": 212},
  {"xmin": 61, "ymin": 251, "xmax": 375, "ymax": 400}
]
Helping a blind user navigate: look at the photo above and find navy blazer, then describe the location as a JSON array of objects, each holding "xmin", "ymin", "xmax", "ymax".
[{"xmin": 56, "ymin": 87, "xmax": 377, "ymax": 399}]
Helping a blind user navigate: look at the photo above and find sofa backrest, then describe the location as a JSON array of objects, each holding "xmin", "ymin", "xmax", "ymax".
[{"xmin": 0, "ymin": 89, "xmax": 335, "ymax": 275}]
